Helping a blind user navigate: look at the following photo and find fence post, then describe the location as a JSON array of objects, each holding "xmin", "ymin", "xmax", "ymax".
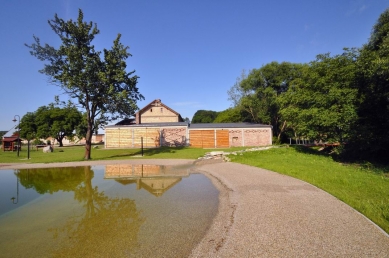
[{"xmin": 141, "ymin": 137, "xmax": 144, "ymax": 157}]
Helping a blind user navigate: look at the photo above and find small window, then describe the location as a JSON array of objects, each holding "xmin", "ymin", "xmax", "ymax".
[
  {"xmin": 160, "ymin": 108, "xmax": 163, "ymax": 113},
  {"xmin": 150, "ymin": 108, "xmax": 152, "ymax": 112}
]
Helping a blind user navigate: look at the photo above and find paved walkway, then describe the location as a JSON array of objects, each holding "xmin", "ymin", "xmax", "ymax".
[{"xmin": 190, "ymin": 161, "xmax": 389, "ymax": 257}]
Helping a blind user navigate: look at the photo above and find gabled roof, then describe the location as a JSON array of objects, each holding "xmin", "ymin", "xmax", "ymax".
[
  {"xmin": 189, "ymin": 123, "xmax": 272, "ymax": 129},
  {"xmin": 135, "ymin": 99, "xmax": 183, "ymax": 121},
  {"xmin": 2, "ymin": 136, "xmax": 20, "ymax": 142},
  {"xmin": 106, "ymin": 122, "xmax": 188, "ymax": 128},
  {"xmin": 115, "ymin": 118, "xmax": 136, "ymax": 125}
]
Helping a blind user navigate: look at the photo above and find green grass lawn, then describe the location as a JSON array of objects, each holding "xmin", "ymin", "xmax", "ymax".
[
  {"xmin": 0, "ymin": 144, "xmax": 242, "ymax": 163},
  {"xmin": 2, "ymin": 144, "xmax": 389, "ymax": 234},
  {"xmin": 229, "ymin": 145, "xmax": 389, "ymax": 234}
]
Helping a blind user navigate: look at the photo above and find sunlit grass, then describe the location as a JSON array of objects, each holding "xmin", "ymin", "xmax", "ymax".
[
  {"xmin": 229, "ymin": 146, "xmax": 389, "ymax": 234},
  {"xmin": 0, "ymin": 144, "xmax": 245, "ymax": 163}
]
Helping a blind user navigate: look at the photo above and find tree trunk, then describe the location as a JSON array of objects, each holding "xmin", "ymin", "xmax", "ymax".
[
  {"xmin": 84, "ymin": 123, "xmax": 93, "ymax": 160},
  {"xmin": 84, "ymin": 166, "xmax": 95, "ymax": 218},
  {"xmin": 277, "ymin": 120, "xmax": 287, "ymax": 140},
  {"xmin": 57, "ymin": 137, "xmax": 63, "ymax": 147}
]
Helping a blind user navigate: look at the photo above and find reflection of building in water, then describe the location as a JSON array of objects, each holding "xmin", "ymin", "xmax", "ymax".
[{"xmin": 105, "ymin": 164, "xmax": 190, "ymax": 197}]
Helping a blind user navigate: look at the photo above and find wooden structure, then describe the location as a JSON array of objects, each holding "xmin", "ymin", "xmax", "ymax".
[
  {"xmin": 2, "ymin": 136, "xmax": 21, "ymax": 151},
  {"xmin": 189, "ymin": 129, "xmax": 229, "ymax": 148},
  {"xmin": 105, "ymin": 99, "xmax": 272, "ymax": 149}
]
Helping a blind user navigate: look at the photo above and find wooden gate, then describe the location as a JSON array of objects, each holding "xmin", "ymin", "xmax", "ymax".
[
  {"xmin": 189, "ymin": 130, "xmax": 215, "ymax": 148},
  {"xmin": 216, "ymin": 130, "xmax": 229, "ymax": 148},
  {"xmin": 189, "ymin": 129, "xmax": 230, "ymax": 148}
]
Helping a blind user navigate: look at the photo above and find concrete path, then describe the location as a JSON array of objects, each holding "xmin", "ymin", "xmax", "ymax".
[{"xmin": 190, "ymin": 162, "xmax": 389, "ymax": 257}]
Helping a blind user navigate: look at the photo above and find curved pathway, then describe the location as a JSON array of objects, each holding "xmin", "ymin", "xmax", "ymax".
[
  {"xmin": 191, "ymin": 161, "xmax": 389, "ymax": 257},
  {"xmin": 2, "ymin": 160, "xmax": 389, "ymax": 257}
]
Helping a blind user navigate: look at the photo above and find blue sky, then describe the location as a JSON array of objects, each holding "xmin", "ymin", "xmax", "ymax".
[{"xmin": 1, "ymin": 0, "xmax": 388, "ymax": 132}]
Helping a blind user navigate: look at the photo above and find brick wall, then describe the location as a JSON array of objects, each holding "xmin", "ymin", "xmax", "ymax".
[
  {"xmin": 229, "ymin": 129, "xmax": 243, "ymax": 147},
  {"xmin": 243, "ymin": 128, "xmax": 272, "ymax": 146},
  {"xmin": 161, "ymin": 128, "xmax": 187, "ymax": 146}
]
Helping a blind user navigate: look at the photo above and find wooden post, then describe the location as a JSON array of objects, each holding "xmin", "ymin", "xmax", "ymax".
[{"xmin": 141, "ymin": 137, "xmax": 144, "ymax": 156}]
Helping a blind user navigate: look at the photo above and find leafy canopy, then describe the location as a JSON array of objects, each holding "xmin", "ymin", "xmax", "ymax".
[{"xmin": 26, "ymin": 9, "xmax": 143, "ymax": 159}]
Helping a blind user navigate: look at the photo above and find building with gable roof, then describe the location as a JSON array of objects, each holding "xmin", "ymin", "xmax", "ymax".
[{"xmin": 105, "ymin": 99, "xmax": 272, "ymax": 148}]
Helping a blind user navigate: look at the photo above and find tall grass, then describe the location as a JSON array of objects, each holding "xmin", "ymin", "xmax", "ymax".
[{"xmin": 229, "ymin": 146, "xmax": 389, "ymax": 234}]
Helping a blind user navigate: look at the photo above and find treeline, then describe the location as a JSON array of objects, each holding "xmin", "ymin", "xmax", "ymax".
[
  {"xmin": 18, "ymin": 101, "xmax": 96, "ymax": 147},
  {"xmin": 193, "ymin": 9, "xmax": 389, "ymax": 163}
]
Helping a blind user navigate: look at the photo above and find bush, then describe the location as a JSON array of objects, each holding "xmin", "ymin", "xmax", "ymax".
[{"xmin": 272, "ymin": 137, "xmax": 281, "ymax": 145}]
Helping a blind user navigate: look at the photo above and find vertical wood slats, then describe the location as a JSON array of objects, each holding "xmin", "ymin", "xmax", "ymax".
[{"xmin": 189, "ymin": 130, "xmax": 230, "ymax": 148}]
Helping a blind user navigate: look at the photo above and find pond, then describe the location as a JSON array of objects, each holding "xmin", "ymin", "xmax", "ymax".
[{"xmin": 0, "ymin": 164, "xmax": 219, "ymax": 257}]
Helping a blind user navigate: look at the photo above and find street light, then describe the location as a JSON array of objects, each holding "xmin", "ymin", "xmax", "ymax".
[
  {"xmin": 12, "ymin": 115, "xmax": 20, "ymax": 157},
  {"xmin": 10, "ymin": 171, "xmax": 19, "ymax": 204}
]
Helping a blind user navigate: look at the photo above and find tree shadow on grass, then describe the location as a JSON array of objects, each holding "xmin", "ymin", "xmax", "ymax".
[
  {"xmin": 133, "ymin": 146, "xmax": 186, "ymax": 156},
  {"xmin": 291, "ymin": 145, "xmax": 389, "ymax": 174},
  {"xmin": 290, "ymin": 145, "xmax": 334, "ymax": 158}
]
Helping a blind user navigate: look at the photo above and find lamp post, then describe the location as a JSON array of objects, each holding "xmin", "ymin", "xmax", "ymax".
[
  {"xmin": 12, "ymin": 115, "xmax": 20, "ymax": 157},
  {"xmin": 10, "ymin": 172, "xmax": 19, "ymax": 204}
]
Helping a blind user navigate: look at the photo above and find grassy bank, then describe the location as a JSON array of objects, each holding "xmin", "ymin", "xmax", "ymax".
[
  {"xmin": 0, "ymin": 145, "xmax": 240, "ymax": 163},
  {"xmin": 229, "ymin": 146, "xmax": 389, "ymax": 234}
]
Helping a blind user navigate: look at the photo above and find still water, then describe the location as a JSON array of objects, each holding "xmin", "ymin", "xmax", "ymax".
[{"xmin": 0, "ymin": 164, "xmax": 219, "ymax": 257}]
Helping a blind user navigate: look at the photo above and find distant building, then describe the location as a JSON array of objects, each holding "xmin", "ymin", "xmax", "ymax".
[
  {"xmin": 2, "ymin": 134, "xmax": 21, "ymax": 151},
  {"xmin": 105, "ymin": 99, "xmax": 272, "ymax": 148}
]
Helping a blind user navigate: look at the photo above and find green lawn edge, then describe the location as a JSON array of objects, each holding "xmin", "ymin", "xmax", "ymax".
[{"xmin": 229, "ymin": 146, "xmax": 389, "ymax": 234}]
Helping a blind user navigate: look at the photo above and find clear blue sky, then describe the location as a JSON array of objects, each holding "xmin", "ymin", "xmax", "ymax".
[{"xmin": 1, "ymin": 0, "xmax": 388, "ymax": 132}]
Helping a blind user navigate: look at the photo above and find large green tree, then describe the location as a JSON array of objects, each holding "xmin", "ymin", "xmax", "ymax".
[
  {"xmin": 19, "ymin": 112, "xmax": 37, "ymax": 141},
  {"xmin": 26, "ymin": 9, "xmax": 143, "ymax": 159},
  {"xmin": 279, "ymin": 50, "xmax": 359, "ymax": 143},
  {"xmin": 213, "ymin": 108, "xmax": 244, "ymax": 123},
  {"xmin": 20, "ymin": 103, "xmax": 83, "ymax": 147},
  {"xmin": 191, "ymin": 110, "xmax": 219, "ymax": 123},
  {"xmin": 345, "ymin": 8, "xmax": 389, "ymax": 161},
  {"xmin": 228, "ymin": 62, "xmax": 304, "ymax": 139}
]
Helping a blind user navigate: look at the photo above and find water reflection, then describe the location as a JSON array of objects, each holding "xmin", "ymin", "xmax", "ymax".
[
  {"xmin": 0, "ymin": 164, "xmax": 218, "ymax": 257},
  {"xmin": 105, "ymin": 164, "xmax": 190, "ymax": 197},
  {"xmin": 10, "ymin": 171, "xmax": 19, "ymax": 204}
]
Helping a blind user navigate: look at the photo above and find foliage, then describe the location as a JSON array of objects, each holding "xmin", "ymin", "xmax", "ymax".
[
  {"xmin": 223, "ymin": 9, "xmax": 389, "ymax": 162},
  {"xmin": 191, "ymin": 110, "xmax": 219, "ymax": 123},
  {"xmin": 229, "ymin": 146, "xmax": 389, "ymax": 234},
  {"xmin": 26, "ymin": 9, "xmax": 143, "ymax": 159},
  {"xmin": 213, "ymin": 108, "xmax": 243, "ymax": 123},
  {"xmin": 228, "ymin": 63, "xmax": 305, "ymax": 139},
  {"xmin": 279, "ymin": 50, "xmax": 359, "ymax": 143},
  {"xmin": 19, "ymin": 102, "xmax": 83, "ymax": 146},
  {"xmin": 343, "ymin": 9, "xmax": 389, "ymax": 162},
  {"xmin": 19, "ymin": 112, "xmax": 37, "ymax": 141}
]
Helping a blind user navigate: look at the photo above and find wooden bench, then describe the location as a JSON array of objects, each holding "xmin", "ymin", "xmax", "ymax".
[{"xmin": 35, "ymin": 145, "xmax": 47, "ymax": 151}]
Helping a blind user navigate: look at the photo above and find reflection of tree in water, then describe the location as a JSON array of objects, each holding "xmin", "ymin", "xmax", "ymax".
[
  {"xmin": 17, "ymin": 167, "xmax": 85, "ymax": 194},
  {"xmin": 17, "ymin": 166, "xmax": 145, "ymax": 257}
]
